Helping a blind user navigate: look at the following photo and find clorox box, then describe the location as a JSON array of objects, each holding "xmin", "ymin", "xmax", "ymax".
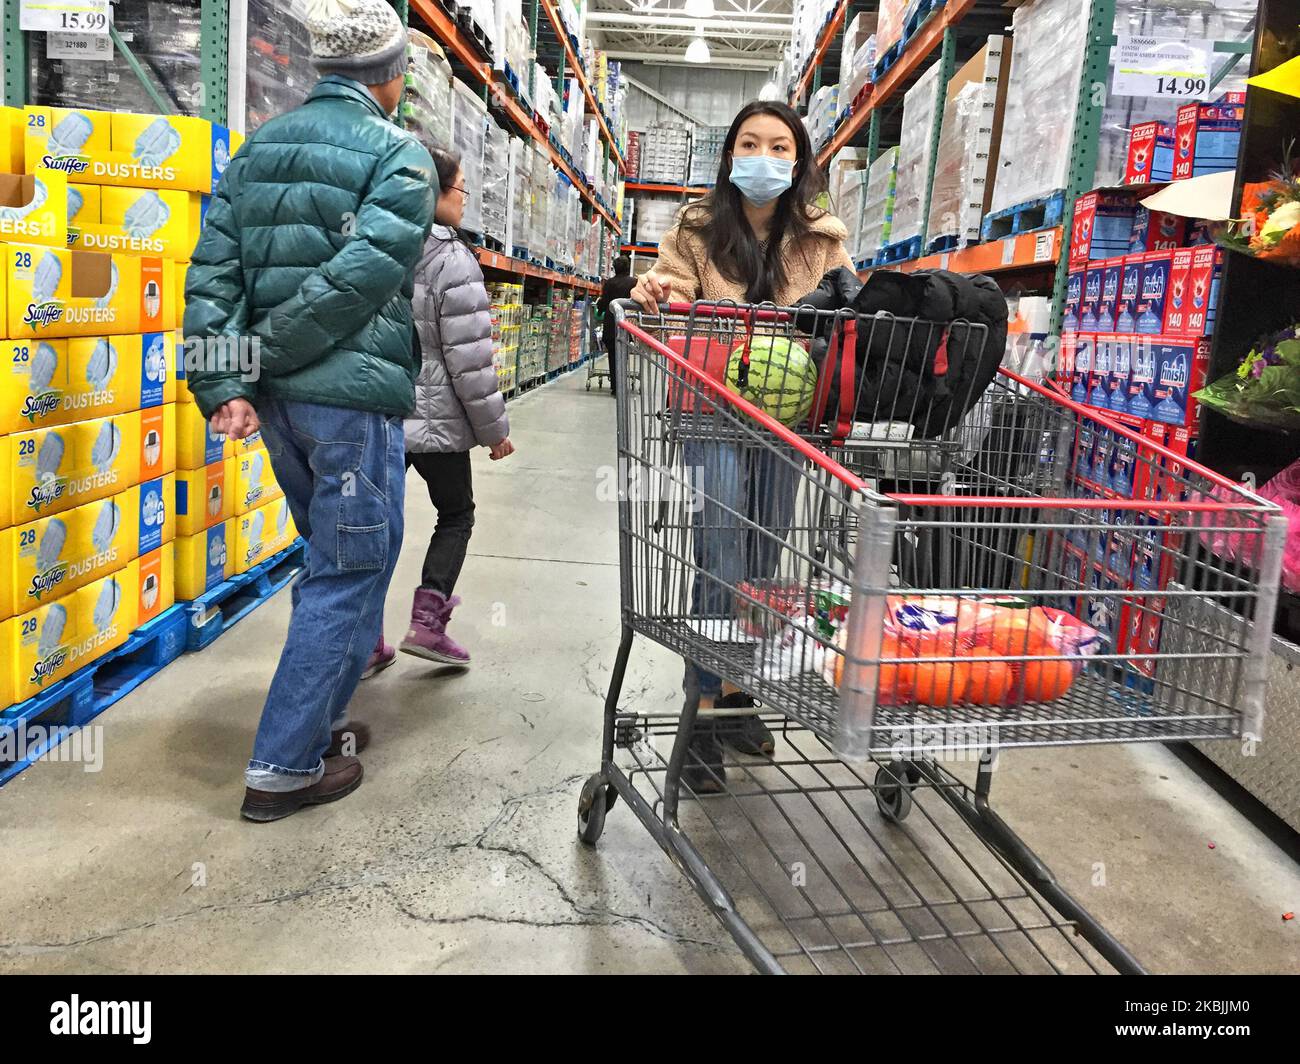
[
  {"xmin": 233, "ymin": 497, "xmax": 296, "ymax": 573},
  {"xmin": 8, "ymin": 473, "xmax": 175, "ymax": 615},
  {"xmin": 1, "ymin": 331, "xmax": 174, "ymax": 435},
  {"xmin": 74, "ymin": 187, "xmax": 205, "ymax": 259},
  {"xmin": 233, "ymin": 449, "xmax": 283, "ymax": 515},
  {"xmin": 174, "ymin": 459, "xmax": 234, "ymax": 537},
  {"xmin": 10, "ymin": 405, "xmax": 176, "ymax": 522},
  {"xmin": 25, "ymin": 107, "xmax": 232, "ymax": 194},
  {"xmin": 174, "ymin": 518, "xmax": 234, "ymax": 600},
  {"xmin": 0, "ymin": 168, "xmax": 69, "ymax": 249},
  {"xmin": 6, "ymin": 242, "xmax": 176, "ymax": 338}
]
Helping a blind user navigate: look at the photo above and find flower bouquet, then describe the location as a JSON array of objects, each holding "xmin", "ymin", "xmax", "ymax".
[
  {"xmin": 1195, "ymin": 322, "xmax": 1300, "ymax": 430},
  {"xmin": 1218, "ymin": 143, "xmax": 1300, "ymax": 266}
]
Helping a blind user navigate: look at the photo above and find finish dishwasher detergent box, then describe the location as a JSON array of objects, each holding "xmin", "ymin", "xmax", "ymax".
[
  {"xmin": 0, "ymin": 168, "xmax": 69, "ymax": 249},
  {"xmin": 1181, "ymin": 244, "xmax": 1222, "ymax": 337},
  {"xmin": 174, "ymin": 459, "xmax": 235, "ymax": 537},
  {"xmin": 1113, "ymin": 256, "xmax": 1143, "ymax": 333},
  {"xmin": 1129, "ymin": 205, "xmax": 1186, "ymax": 253},
  {"xmin": 1173, "ymin": 93, "xmax": 1245, "ymax": 180},
  {"xmin": 233, "ymin": 448, "xmax": 283, "ymax": 515},
  {"xmin": 8, "ymin": 474, "xmax": 176, "ymax": 615},
  {"xmin": 1124, "ymin": 121, "xmax": 1173, "ymax": 185},
  {"xmin": 1135, "ymin": 250, "xmax": 1172, "ymax": 335},
  {"xmin": 233, "ymin": 497, "xmax": 297, "ymax": 573},
  {"xmin": 9, "ymin": 405, "xmax": 176, "ymax": 522},
  {"xmin": 5, "ymin": 242, "xmax": 177, "ymax": 338},
  {"xmin": 1061, "ymin": 269, "xmax": 1084, "ymax": 333},
  {"xmin": 174, "ymin": 518, "xmax": 235, "ymax": 599},
  {"xmin": 1, "ymin": 331, "xmax": 175, "ymax": 435},
  {"xmin": 24, "ymin": 107, "xmax": 234, "ymax": 194}
]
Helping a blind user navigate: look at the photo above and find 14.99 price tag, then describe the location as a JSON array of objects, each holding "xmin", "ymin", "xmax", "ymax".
[
  {"xmin": 19, "ymin": 0, "xmax": 111, "ymax": 34},
  {"xmin": 1112, "ymin": 36, "xmax": 1213, "ymax": 98}
]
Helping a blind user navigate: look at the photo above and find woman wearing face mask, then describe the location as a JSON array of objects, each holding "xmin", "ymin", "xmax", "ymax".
[{"xmin": 629, "ymin": 101, "xmax": 854, "ymax": 793}]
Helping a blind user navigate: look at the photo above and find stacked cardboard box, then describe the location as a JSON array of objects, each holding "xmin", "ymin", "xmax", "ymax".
[
  {"xmin": 858, "ymin": 146, "xmax": 899, "ymax": 263},
  {"xmin": 889, "ymin": 61, "xmax": 944, "ymax": 246}
]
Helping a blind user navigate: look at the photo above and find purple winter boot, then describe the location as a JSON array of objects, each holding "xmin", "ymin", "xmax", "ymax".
[
  {"xmin": 361, "ymin": 631, "xmax": 396, "ymax": 679},
  {"xmin": 399, "ymin": 588, "xmax": 471, "ymax": 665}
]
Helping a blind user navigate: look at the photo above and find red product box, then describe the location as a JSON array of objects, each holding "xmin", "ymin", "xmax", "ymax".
[
  {"xmin": 1162, "ymin": 248, "xmax": 1196, "ymax": 334},
  {"xmin": 1070, "ymin": 191, "xmax": 1138, "ymax": 266},
  {"xmin": 1131, "ymin": 419, "xmax": 1169, "ymax": 502},
  {"xmin": 1173, "ymin": 93, "xmax": 1246, "ymax": 180},
  {"xmin": 1184, "ymin": 244, "xmax": 1221, "ymax": 337},
  {"xmin": 1124, "ymin": 121, "xmax": 1174, "ymax": 184},
  {"xmin": 1119, "ymin": 594, "xmax": 1167, "ymax": 682},
  {"xmin": 1129, "ymin": 205, "xmax": 1188, "ymax": 252}
]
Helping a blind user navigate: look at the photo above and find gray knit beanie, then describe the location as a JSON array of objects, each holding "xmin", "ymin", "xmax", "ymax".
[{"xmin": 303, "ymin": 0, "xmax": 408, "ymax": 86}]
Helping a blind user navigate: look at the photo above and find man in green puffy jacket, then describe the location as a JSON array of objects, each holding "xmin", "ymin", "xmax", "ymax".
[{"xmin": 183, "ymin": 0, "xmax": 435, "ymax": 822}]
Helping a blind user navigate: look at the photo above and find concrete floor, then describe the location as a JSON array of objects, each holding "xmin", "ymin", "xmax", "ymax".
[{"xmin": 1, "ymin": 371, "xmax": 1296, "ymax": 974}]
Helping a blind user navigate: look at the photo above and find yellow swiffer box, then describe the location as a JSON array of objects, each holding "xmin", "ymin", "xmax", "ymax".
[
  {"xmin": 0, "ymin": 106, "xmax": 24, "ymax": 173},
  {"xmin": 5, "ymin": 544, "xmax": 175, "ymax": 705},
  {"xmin": 7, "ymin": 473, "xmax": 176, "ymax": 616},
  {"xmin": 175, "ymin": 460, "xmax": 234, "ymax": 537},
  {"xmin": 2, "ymin": 331, "xmax": 175, "ymax": 435},
  {"xmin": 72, "ymin": 187, "xmax": 206, "ymax": 259},
  {"xmin": 10, "ymin": 404, "xmax": 176, "ymax": 523},
  {"xmin": 0, "ymin": 168, "xmax": 68, "ymax": 249},
  {"xmin": 25, "ymin": 107, "xmax": 233, "ymax": 194},
  {"xmin": 233, "ymin": 497, "xmax": 296, "ymax": 573},
  {"xmin": 5, "ymin": 242, "xmax": 176, "ymax": 339},
  {"xmin": 0, "ymin": 434, "xmax": 11, "ymax": 528},
  {"xmin": 67, "ymin": 182, "xmax": 99, "ymax": 230},
  {"xmin": 234, "ymin": 430, "xmax": 265, "ymax": 456},
  {"xmin": 0, "ymin": 527, "xmax": 14, "ymax": 622},
  {"xmin": 176, "ymin": 399, "xmax": 231, "ymax": 468},
  {"xmin": 233, "ymin": 448, "xmax": 282, "ymax": 515},
  {"xmin": 175, "ymin": 517, "xmax": 235, "ymax": 600}
]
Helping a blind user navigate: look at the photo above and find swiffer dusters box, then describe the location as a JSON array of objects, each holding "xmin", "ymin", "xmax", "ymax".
[
  {"xmin": 8, "ymin": 475, "xmax": 175, "ymax": 615},
  {"xmin": 0, "ymin": 527, "xmax": 14, "ymax": 622},
  {"xmin": 72, "ymin": 187, "xmax": 205, "ymax": 259},
  {"xmin": 0, "ymin": 434, "xmax": 10, "ymax": 528},
  {"xmin": 233, "ymin": 497, "xmax": 296, "ymax": 573},
  {"xmin": 0, "ymin": 168, "xmax": 69, "ymax": 248},
  {"xmin": 25, "ymin": 107, "xmax": 233, "ymax": 194},
  {"xmin": 175, "ymin": 518, "xmax": 235, "ymax": 599},
  {"xmin": 175, "ymin": 459, "xmax": 234, "ymax": 537},
  {"xmin": 233, "ymin": 448, "xmax": 282, "ymax": 515},
  {"xmin": 1, "ymin": 331, "xmax": 175, "ymax": 435},
  {"xmin": 0, "ymin": 106, "xmax": 24, "ymax": 172},
  {"xmin": 10, "ymin": 405, "xmax": 176, "ymax": 522},
  {"xmin": 176, "ymin": 399, "xmax": 231, "ymax": 468},
  {"xmin": 66, "ymin": 182, "xmax": 100, "ymax": 231},
  {"xmin": 6, "ymin": 242, "xmax": 176, "ymax": 338}
]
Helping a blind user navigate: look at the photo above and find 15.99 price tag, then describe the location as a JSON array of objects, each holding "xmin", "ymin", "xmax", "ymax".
[
  {"xmin": 19, "ymin": 0, "xmax": 111, "ymax": 34},
  {"xmin": 1112, "ymin": 36, "xmax": 1213, "ymax": 98}
]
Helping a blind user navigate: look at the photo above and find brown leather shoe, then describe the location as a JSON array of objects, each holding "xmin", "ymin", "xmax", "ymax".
[
  {"xmin": 240, "ymin": 756, "xmax": 364, "ymax": 823},
  {"xmin": 327, "ymin": 721, "xmax": 370, "ymax": 757}
]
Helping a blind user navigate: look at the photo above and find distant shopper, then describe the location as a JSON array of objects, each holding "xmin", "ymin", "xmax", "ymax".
[
  {"xmin": 184, "ymin": 0, "xmax": 435, "ymax": 822},
  {"xmin": 630, "ymin": 100, "xmax": 854, "ymax": 794},
  {"xmin": 596, "ymin": 255, "xmax": 637, "ymax": 396},
  {"xmin": 399, "ymin": 147, "xmax": 514, "ymax": 667}
]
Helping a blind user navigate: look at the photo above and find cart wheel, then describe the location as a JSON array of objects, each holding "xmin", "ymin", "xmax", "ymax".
[
  {"xmin": 578, "ymin": 773, "xmax": 612, "ymax": 845},
  {"xmin": 874, "ymin": 764, "xmax": 915, "ymax": 823}
]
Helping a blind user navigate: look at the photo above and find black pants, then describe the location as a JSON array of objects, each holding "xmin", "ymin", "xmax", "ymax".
[
  {"xmin": 603, "ymin": 329, "xmax": 618, "ymax": 395},
  {"xmin": 405, "ymin": 450, "xmax": 475, "ymax": 596}
]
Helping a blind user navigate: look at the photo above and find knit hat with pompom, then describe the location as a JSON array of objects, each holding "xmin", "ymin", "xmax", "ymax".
[{"xmin": 302, "ymin": 0, "xmax": 408, "ymax": 86}]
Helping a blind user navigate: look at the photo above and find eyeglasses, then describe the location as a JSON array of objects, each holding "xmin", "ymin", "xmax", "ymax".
[{"xmin": 446, "ymin": 185, "xmax": 468, "ymax": 196}]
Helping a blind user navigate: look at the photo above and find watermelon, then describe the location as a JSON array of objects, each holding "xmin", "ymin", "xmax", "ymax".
[{"xmin": 725, "ymin": 335, "xmax": 817, "ymax": 427}]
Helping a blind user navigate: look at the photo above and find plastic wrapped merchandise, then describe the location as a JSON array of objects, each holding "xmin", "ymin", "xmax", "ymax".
[
  {"xmin": 30, "ymin": 0, "xmax": 205, "ymax": 116},
  {"xmin": 507, "ymin": 137, "xmax": 531, "ymax": 255},
  {"xmin": 889, "ymin": 59, "xmax": 944, "ymax": 246},
  {"xmin": 1096, "ymin": 0, "xmax": 1255, "ymax": 187},
  {"xmin": 838, "ymin": 12, "xmax": 878, "ymax": 106},
  {"xmin": 875, "ymin": 0, "xmax": 908, "ymax": 61},
  {"xmin": 482, "ymin": 120, "xmax": 510, "ymax": 246},
  {"xmin": 530, "ymin": 142, "xmax": 551, "ymax": 260},
  {"xmin": 859, "ymin": 146, "xmax": 899, "ymax": 261},
  {"xmin": 988, "ymin": 0, "xmax": 1092, "ymax": 214},
  {"xmin": 405, "ymin": 29, "xmax": 454, "ymax": 152},
  {"xmin": 451, "ymin": 80, "xmax": 488, "ymax": 238},
  {"xmin": 839, "ymin": 168, "xmax": 870, "ymax": 265},
  {"xmin": 689, "ymin": 126, "xmax": 727, "ymax": 187},
  {"xmin": 246, "ymin": 0, "xmax": 315, "ymax": 130},
  {"xmin": 926, "ymin": 83, "xmax": 988, "ymax": 250}
]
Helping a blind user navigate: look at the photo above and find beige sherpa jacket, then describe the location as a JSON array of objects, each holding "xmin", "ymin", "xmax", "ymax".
[{"xmin": 649, "ymin": 205, "xmax": 855, "ymax": 307}]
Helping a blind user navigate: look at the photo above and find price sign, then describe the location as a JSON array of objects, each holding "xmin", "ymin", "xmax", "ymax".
[
  {"xmin": 47, "ymin": 31, "xmax": 114, "ymax": 61},
  {"xmin": 19, "ymin": 0, "xmax": 110, "ymax": 34},
  {"xmin": 1112, "ymin": 36, "xmax": 1213, "ymax": 98}
]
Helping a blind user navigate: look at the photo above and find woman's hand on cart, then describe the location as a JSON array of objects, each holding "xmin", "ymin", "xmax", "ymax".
[{"xmin": 630, "ymin": 273, "xmax": 671, "ymax": 314}]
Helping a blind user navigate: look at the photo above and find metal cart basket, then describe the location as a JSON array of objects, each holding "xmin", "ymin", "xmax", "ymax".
[{"xmin": 578, "ymin": 299, "xmax": 1285, "ymax": 974}]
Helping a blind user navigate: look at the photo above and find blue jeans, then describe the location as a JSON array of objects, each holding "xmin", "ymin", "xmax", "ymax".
[
  {"xmin": 246, "ymin": 398, "xmax": 406, "ymax": 792},
  {"xmin": 684, "ymin": 439, "xmax": 801, "ymax": 697}
]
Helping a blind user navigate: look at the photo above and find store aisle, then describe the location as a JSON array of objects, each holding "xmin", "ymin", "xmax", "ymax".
[{"xmin": 1, "ymin": 373, "xmax": 1297, "ymax": 974}]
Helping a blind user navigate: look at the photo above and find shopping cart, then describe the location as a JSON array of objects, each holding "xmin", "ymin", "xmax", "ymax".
[{"xmin": 577, "ymin": 298, "xmax": 1285, "ymax": 975}]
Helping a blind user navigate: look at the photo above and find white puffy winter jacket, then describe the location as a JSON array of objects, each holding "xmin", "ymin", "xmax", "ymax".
[{"xmin": 404, "ymin": 227, "xmax": 509, "ymax": 452}]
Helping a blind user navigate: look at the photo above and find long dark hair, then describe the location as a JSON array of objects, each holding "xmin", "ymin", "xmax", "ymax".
[{"xmin": 678, "ymin": 101, "xmax": 827, "ymax": 304}]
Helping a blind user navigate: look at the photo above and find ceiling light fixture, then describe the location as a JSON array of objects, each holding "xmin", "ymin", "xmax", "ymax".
[
  {"xmin": 683, "ymin": 0, "xmax": 716, "ymax": 17},
  {"xmin": 684, "ymin": 35, "xmax": 711, "ymax": 63}
]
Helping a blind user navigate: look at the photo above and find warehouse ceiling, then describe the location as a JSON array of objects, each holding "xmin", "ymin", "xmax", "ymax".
[{"xmin": 587, "ymin": 0, "xmax": 793, "ymax": 70}]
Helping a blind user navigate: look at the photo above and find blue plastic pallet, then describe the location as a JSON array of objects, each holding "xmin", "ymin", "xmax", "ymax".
[
  {"xmin": 925, "ymin": 233, "xmax": 972, "ymax": 255},
  {"xmin": 980, "ymin": 191, "xmax": 1066, "ymax": 242},
  {"xmin": 873, "ymin": 41, "xmax": 902, "ymax": 82},
  {"xmin": 903, "ymin": 0, "xmax": 945, "ymax": 43},
  {"xmin": 184, "ymin": 539, "xmax": 307, "ymax": 653},
  {"xmin": 1, "ymin": 605, "xmax": 188, "ymax": 787},
  {"xmin": 874, "ymin": 235, "xmax": 922, "ymax": 266}
]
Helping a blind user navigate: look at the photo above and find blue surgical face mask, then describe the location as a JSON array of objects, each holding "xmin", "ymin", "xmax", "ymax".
[{"xmin": 729, "ymin": 154, "xmax": 795, "ymax": 206}]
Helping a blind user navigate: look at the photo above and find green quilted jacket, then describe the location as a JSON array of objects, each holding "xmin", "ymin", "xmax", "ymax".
[{"xmin": 183, "ymin": 75, "xmax": 436, "ymax": 418}]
